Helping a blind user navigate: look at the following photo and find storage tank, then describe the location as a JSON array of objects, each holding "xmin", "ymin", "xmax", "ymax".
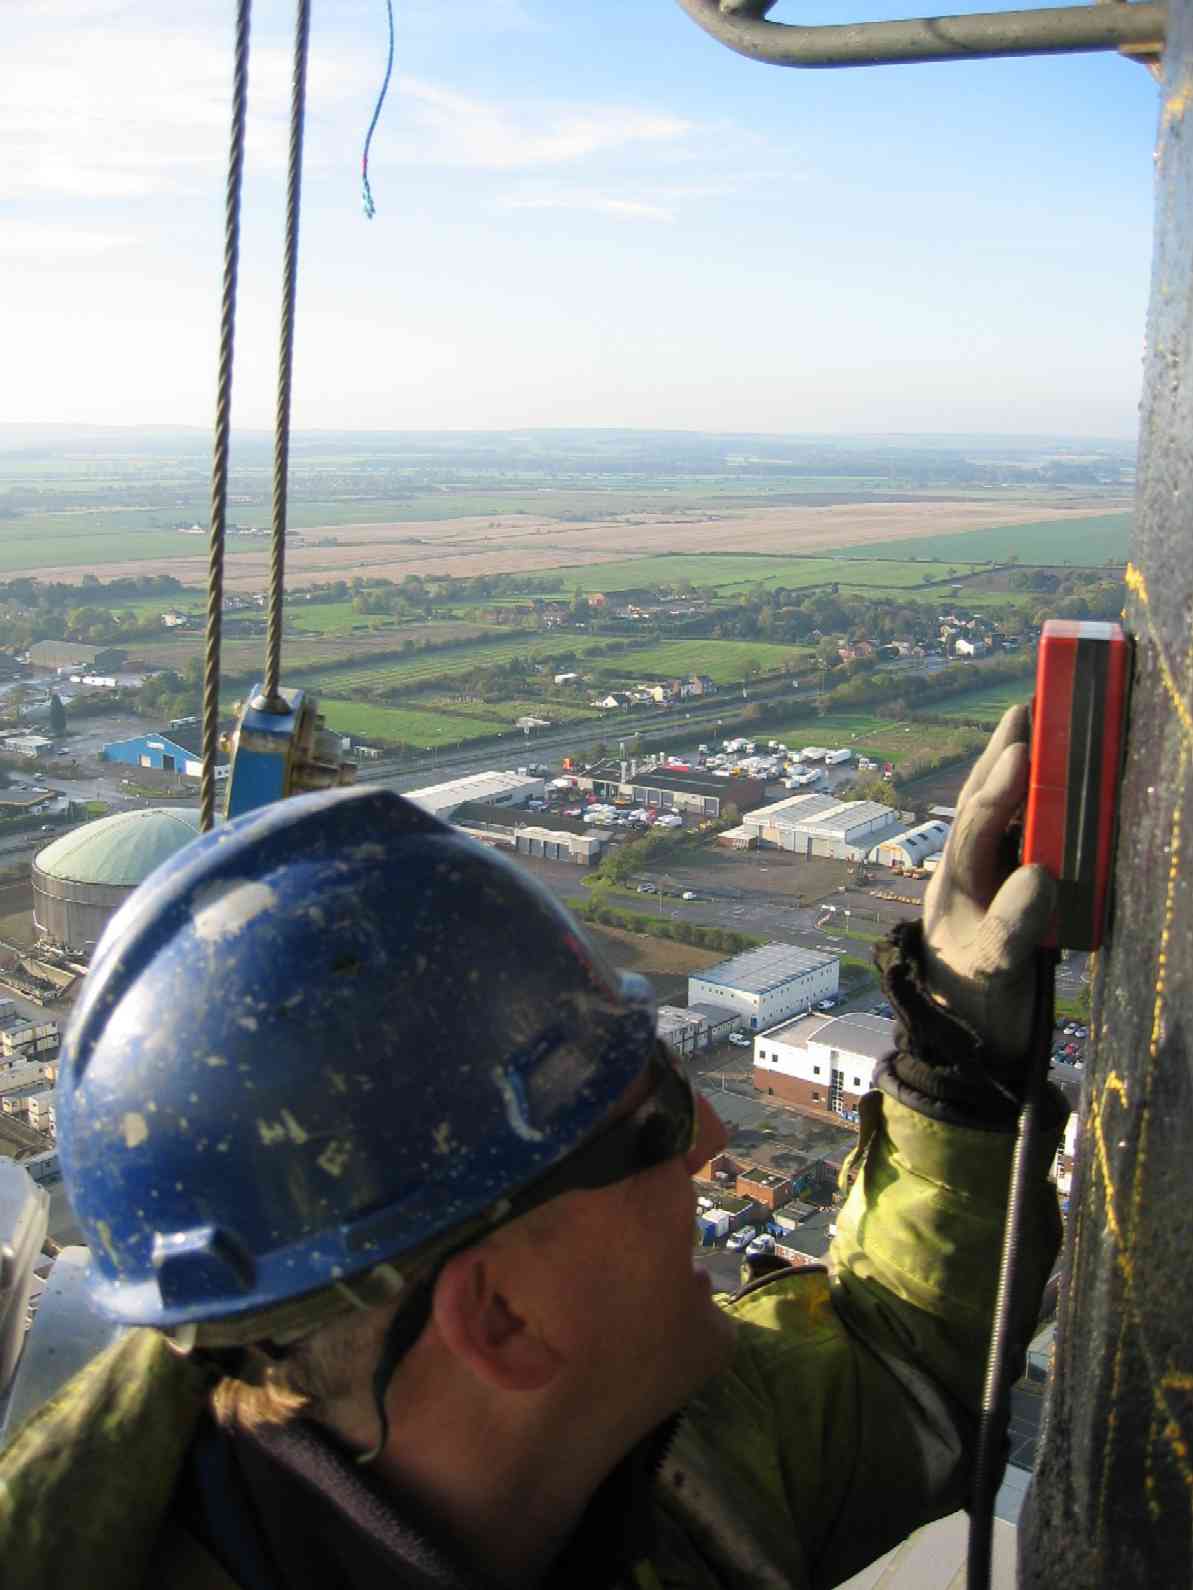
[{"xmin": 32, "ymin": 807, "xmax": 203, "ymax": 955}]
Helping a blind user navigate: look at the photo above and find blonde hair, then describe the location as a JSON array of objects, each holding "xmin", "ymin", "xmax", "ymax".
[{"xmin": 211, "ymin": 1296, "xmax": 398, "ymax": 1432}]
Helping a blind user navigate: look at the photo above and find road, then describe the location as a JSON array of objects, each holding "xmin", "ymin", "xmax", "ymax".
[{"xmin": 352, "ymin": 681, "xmax": 827, "ymax": 793}]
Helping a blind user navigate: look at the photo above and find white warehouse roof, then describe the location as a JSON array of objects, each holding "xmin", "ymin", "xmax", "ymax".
[
  {"xmin": 695, "ymin": 942, "xmax": 837, "ymax": 995},
  {"xmin": 747, "ymin": 792, "xmax": 841, "ymax": 827},
  {"xmin": 406, "ymin": 770, "xmax": 543, "ymax": 818},
  {"xmin": 876, "ymin": 819, "xmax": 951, "ymax": 860},
  {"xmin": 810, "ymin": 1012, "xmax": 897, "ymax": 1061}
]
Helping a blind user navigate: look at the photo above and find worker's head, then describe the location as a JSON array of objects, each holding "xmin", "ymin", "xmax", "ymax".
[{"xmin": 57, "ymin": 787, "xmax": 732, "ymax": 1450}]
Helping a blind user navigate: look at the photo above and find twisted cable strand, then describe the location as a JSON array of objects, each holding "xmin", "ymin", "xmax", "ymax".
[{"xmin": 202, "ymin": 0, "xmax": 252, "ymax": 831}]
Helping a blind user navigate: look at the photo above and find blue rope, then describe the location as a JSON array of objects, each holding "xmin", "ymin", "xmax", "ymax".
[{"xmin": 361, "ymin": 0, "xmax": 394, "ymax": 219}]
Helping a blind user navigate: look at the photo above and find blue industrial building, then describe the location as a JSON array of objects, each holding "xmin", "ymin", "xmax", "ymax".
[{"xmin": 101, "ymin": 723, "xmax": 228, "ymax": 781}]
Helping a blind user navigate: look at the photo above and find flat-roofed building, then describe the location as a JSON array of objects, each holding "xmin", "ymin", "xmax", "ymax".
[
  {"xmin": 753, "ymin": 1011, "xmax": 896, "ymax": 1123},
  {"xmin": 406, "ymin": 771, "xmax": 545, "ymax": 820},
  {"xmin": 576, "ymin": 761, "xmax": 765, "ymax": 821},
  {"xmin": 688, "ymin": 943, "xmax": 838, "ymax": 1033},
  {"xmin": 745, "ymin": 793, "xmax": 910, "ymax": 860}
]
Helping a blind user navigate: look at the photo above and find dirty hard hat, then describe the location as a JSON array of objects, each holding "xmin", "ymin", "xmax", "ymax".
[{"xmin": 56, "ymin": 787, "xmax": 657, "ymax": 1331}]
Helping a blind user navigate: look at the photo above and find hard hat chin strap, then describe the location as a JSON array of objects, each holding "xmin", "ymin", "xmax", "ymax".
[{"xmin": 355, "ymin": 1281, "xmax": 435, "ymax": 1466}]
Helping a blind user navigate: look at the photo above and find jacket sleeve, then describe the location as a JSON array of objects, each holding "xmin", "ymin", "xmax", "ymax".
[{"xmin": 680, "ymin": 928, "xmax": 1065, "ymax": 1589}]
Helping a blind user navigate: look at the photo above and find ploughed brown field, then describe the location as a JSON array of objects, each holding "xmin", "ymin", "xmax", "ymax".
[{"xmin": 16, "ymin": 495, "xmax": 1130, "ymax": 592}]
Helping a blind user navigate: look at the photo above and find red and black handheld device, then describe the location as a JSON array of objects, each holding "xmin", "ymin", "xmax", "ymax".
[{"xmin": 1021, "ymin": 619, "xmax": 1132, "ymax": 950}]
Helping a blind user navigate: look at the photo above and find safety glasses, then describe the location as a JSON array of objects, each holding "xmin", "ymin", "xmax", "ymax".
[{"xmin": 507, "ymin": 1044, "xmax": 698, "ymax": 1218}]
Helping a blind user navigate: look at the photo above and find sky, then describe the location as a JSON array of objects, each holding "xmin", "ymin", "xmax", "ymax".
[{"xmin": 2, "ymin": 0, "xmax": 1163, "ymax": 438}]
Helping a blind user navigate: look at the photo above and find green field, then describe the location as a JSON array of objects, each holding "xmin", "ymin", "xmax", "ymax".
[
  {"xmin": 430, "ymin": 695, "xmax": 597, "ymax": 724},
  {"xmin": 838, "ymin": 512, "xmax": 1131, "ymax": 566},
  {"xmin": 560, "ymin": 553, "xmax": 980, "ymax": 597},
  {"xmin": 317, "ymin": 700, "xmax": 504, "ymax": 745},
  {"xmin": 595, "ymin": 638, "xmax": 812, "ymax": 684},
  {"xmin": 917, "ymin": 678, "xmax": 1033, "ymax": 723},
  {"xmin": 287, "ymin": 633, "xmax": 602, "ymax": 695},
  {"xmin": 765, "ymin": 709, "xmax": 984, "ymax": 768}
]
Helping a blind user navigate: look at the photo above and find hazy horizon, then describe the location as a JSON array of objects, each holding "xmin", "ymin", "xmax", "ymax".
[{"xmin": 6, "ymin": 2, "xmax": 1159, "ymax": 439}]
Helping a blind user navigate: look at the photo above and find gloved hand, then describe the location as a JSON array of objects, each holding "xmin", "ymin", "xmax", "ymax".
[{"xmin": 922, "ymin": 704, "xmax": 1056, "ymax": 1067}]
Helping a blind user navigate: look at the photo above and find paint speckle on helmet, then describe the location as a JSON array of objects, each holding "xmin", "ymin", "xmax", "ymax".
[
  {"xmin": 191, "ymin": 878, "xmax": 278, "ymax": 941},
  {"xmin": 122, "ymin": 1112, "xmax": 148, "ymax": 1149}
]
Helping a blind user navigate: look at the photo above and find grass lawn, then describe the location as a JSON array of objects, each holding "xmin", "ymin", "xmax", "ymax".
[
  {"xmin": 595, "ymin": 638, "xmax": 812, "ymax": 684},
  {"xmin": 316, "ymin": 699, "xmax": 504, "ymax": 745},
  {"xmin": 434, "ymin": 696, "xmax": 598, "ymax": 724},
  {"xmin": 837, "ymin": 512, "xmax": 1131, "ymax": 566},
  {"xmin": 918, "ymin": 677, "xmax": 1034, "ymax": 724},
  {"xmin": 764, "ymin": 709, "xmax": 984, "ymax": 768}
]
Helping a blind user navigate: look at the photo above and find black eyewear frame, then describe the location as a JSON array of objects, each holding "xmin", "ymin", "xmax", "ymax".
[{"xmin": 362, "ymin": 1045, "xmax": 697, "ymax": 1458}]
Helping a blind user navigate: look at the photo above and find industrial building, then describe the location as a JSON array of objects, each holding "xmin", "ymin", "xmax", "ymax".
[
  {"xmin": 406, "ymin": 770, "xmax": 545, "ymax": 821},
  {"xmin": 744, "ymin": 792, "xmax": 910, "ymax": 859},
  {"xmin": 101, "ymin": 724, "xmax": 229, "ymax": 782},
  {"xmin": 26, "ymin": 641, "xmax": 126, "ymax": 673},
  {"xmin": 451, "ymin": 801, "xmax": 607, "ymax": 866},
  {"xmin": 688, "ymin": 943, "xmax": 839, "ymax": 1033},
  {"xmin": 656, "ymin": 1003, "xmax": 739, "ymax": 1056},
  {"xmin": 753, "ymin": 1011, "xmax": 896, "ymax": 1121},
  {"xmin": 870, "ymin": 819, "xmax": 951, "ymax": 869},
  {"xmin": 742, "ymin": 792, "xmax": 950, "ymax": 866},
  {"xmin": 32, "ymin": 807, "xmax": 203, "ymax": 954},
  {"xmin": 576, "ymin": 760, "xmax": 766, "ymax": 821},
  {"xmin": 1, "ymin": 735, "xmax": 55, "ymax": 760}
]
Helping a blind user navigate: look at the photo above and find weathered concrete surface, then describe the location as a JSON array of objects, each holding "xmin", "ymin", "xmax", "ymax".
[{"xmin": 1023, "ymin": 10, "xmax": 1193, "ymax": 1584}]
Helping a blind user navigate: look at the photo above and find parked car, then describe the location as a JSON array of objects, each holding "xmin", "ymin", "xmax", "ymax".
[
  {"xmin": 816, "ymin": 999, "xmax": 839, "ymax": 1013},
  {"xmin": 745, "ymin": 1233, "xmax": 775, "ymax": 1258},
  {"xmin": 727, "ymin": 1032, "xmax": 751, "ymax": 1047},
  {"xmin": 681, "ymin": 890, "xmax": 697, "ymax": 901},
  {"xmin": 725, "ymin": 1226, "xmax": 758, "ymax": 1252},
  {"xmin": 1074, "ymin": 1026, "xmax": 1088, "ymax": 1038}
]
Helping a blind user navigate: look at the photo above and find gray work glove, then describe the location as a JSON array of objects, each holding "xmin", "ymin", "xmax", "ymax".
[{"xmin": 922, "ymin": 704, "xmax": 1057, "ymax": 1066}]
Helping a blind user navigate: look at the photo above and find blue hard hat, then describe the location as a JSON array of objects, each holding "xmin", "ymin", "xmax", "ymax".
[{"xmin": 56, "ymin": 787, "xmax": 657, "ymax": 1329}]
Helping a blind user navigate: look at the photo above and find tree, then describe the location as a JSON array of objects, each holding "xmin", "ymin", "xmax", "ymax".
[
  {"xmin": 849, "ymin": 775, "xmax": 899, "ymax": 808},
  {"xmin": 48, "ymin": 692, "xmax": 67, "ymax": 738}
]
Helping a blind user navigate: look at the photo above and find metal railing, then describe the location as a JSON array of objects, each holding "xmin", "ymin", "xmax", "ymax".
[{"xmin": 674, "ymin": 0, "xmax": 1166, "ymax": 67}]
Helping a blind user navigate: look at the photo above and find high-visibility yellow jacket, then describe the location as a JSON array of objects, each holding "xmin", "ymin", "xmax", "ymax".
[{"xmin": 0, "ymin": 1091, "xmax": 1062, "ymax": 1590}]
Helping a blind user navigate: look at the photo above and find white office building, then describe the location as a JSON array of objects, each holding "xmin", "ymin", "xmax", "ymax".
[
  {"xmin": 753, "ymin": 1011, "xmax": 896, "ymax": 1121},
  {"xmin": 688, "ymin": 943, "xmax": 839, "ymax": 1033}
]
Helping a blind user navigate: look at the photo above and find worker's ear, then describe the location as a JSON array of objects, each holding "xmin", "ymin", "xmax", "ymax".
[{"xmin": 431, "ymin": 1247, "xmax": 563, "ymax": 1393}]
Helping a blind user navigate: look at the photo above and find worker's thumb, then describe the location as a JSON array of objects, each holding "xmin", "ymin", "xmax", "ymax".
[{"xmin": 973, "ymin": 864, "xmax": 1057, "ymax": 978}]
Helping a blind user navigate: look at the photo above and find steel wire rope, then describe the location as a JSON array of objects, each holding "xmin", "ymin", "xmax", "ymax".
[
  {"xmin": 262, "ymin": 0, "xmax": 313, "ymax": 712},
  {"xmin": 201, "ymin": 0, "xmax": 252, "ymax": 834}
]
